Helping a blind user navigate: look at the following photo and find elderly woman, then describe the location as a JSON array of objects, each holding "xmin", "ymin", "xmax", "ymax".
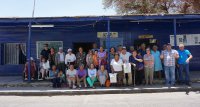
[
  {"xmin": 110, "ymin": 53, "xmax": 124, "ymax": 86},
  {"xmin": 97, "ymin": 65, "xmax": 108, "ymax": 87},
  {"xmin": 151, "ymin": 45, "xmax": 163, "ymax": 79},
  {"xmin": 77, "ymin": 64, "xmax": 87, "ymax": 88},
  {"xmin": 129, "ymin": 50, "xmax": 144, "ymax": 85},
  {"xmin": 24, "ymin": 57, "xmax": 36, "ymax": 80},
  {"xmin": 87, "ymin": 63, "xmax": 97, "ymax": 88},
  {"xmin": 66, "ymin": 65, "xmax": 77, "ymax": 89},
  {"xmin": 143, "ymin": 48, "xmax": 154, "ymax": 85}
]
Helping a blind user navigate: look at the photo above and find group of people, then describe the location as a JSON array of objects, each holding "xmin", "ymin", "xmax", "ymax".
[{"xmin": 24, "ymin": 42, "xmax": 193, "ymax": 88}]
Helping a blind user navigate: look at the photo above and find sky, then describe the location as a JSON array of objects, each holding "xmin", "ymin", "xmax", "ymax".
[{"xmin": 0, "ymin": 0, "xmax": 116, "ymax": 17}]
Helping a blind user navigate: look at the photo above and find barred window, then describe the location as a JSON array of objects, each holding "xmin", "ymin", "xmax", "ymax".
[{"xmin": 2, "ymin": 43, "xmax": 26, "ymax": 65}]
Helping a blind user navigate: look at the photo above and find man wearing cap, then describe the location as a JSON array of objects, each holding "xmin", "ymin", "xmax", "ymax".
[
  {"xmin": 120, "ymin": 46, "xmax": 132, "ymax": 86},
  {"xmin": 160, "ymin": 43, "xmax": 179, "ymax": 86},
  {"xmin": 177, "ymin": 44, "xmax": 193, "ymax": 86},
  {"xmin": 40, "ymin": 44, "xmax": 50, "ymax": 61},
  {"xmin": 65, "ymin": 48, "xmax": 76, "ymax": 67},
  {"xmin": 55, "ymin": 47, "xmax": 66, "ymax": 73}
]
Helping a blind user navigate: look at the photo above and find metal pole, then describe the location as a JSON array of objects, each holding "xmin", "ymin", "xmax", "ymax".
[
  {"xmin": 27, "ymin": 0, "xmax": 36, "ymax": 82},
  {"xmin": 173, "ymin": 19, "xmax": 177, "ymax": 48},
  {"xmin": 107, "ymin": 20, "xmax": 111, "ymax": 71}
]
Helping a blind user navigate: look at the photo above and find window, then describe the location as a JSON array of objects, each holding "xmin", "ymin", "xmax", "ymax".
[
  {"xmin": 36, "ymin": 41, "xmax": 63, "ymax": 59},
  {"xmin": 2, "ymin": 43, "xmax": 26, "ymax": 65}
]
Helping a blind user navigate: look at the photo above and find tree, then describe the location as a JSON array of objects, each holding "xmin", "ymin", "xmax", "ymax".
[{"xmin": 102, "ymin": 0, "xmax": 200, "ymax": 14}]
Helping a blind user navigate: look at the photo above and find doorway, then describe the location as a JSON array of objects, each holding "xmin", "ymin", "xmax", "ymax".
[{"xmin": 73, "ymin": 42, "xmax": 94, "ymax": 53}]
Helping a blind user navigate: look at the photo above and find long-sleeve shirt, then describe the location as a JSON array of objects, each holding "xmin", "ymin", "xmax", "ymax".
[{"xmin": 65, "ymin": 53, "xmax": 76, "ymax": 64}]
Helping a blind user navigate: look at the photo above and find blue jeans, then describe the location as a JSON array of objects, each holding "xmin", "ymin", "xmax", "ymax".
[
  {"xmin": 179, "ymin": 64, "xmax": 190, "ymax": 84},
  {"xmin": 164, "ymin": 66, "xmax": 175, "ymax": 85}
]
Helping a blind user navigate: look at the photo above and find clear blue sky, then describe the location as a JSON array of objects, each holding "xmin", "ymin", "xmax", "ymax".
[{"xmin": 0, "ymin": 0, "xmax": 116, "ymax": 17}]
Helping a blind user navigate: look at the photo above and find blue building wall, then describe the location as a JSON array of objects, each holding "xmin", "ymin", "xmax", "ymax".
[{"xmin": 0, "ymin": 20, "xmax": 200, "ymax": 75}]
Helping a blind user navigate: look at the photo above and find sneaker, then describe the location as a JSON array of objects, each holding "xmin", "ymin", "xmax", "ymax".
[
  {"xmin": 79, "ymin": 85, "xmax": 82, "ymax": 88},
  {"xmin": 72, "ymin": 85, "xmax": 76, "ymax": 89},
  {"xmin": 84, "ymin": 84, "xmax": 87, "ymax": 88},
  {"xmin": 25, "ymin": 78, "xmax": 28, "ymax": 80}
]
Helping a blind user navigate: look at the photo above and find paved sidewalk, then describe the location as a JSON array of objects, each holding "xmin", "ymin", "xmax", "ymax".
[{"xmin": 0, "ymin": 71, "xmax": 199, "ymax": 96}]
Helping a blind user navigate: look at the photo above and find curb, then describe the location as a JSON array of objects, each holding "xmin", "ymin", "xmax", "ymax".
[{"xmin": 0, "ymin": 87, "xmax": 199, "ymax": 96}]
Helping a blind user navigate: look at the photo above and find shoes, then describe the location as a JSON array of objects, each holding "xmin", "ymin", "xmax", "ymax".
[
  {"xmin": 72, "ymin": 85, "xmax": 76, "ymax": 89},
  {"xmin": 186, "ymin": 83, "xmax": 191, "ymax": 86}
]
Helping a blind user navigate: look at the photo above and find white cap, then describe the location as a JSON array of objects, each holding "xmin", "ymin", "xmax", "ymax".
[
  {"xmin": 68, "ymin": 48, "xmax": 72, "ymax": 52},
  {"xmin": 30, "ymin": 57, "xmax": 34, "ymax": 61},
  {"xmin": 59, "ymin": 47, "xmax": 63, "ymax": 50}
]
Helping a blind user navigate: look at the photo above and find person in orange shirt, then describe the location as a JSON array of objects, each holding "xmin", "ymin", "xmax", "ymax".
[{"xmin": 93, "ymin": 50, "xmax": 99, "ymax": 69}]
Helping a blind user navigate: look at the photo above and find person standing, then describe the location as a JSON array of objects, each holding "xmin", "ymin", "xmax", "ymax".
[
  {"xmin": 97, "ymin": 46, "xmax": 107, "ymax": 67},
  {"xmin": 86, "ymin": 50, "xmax": 94, "ymax": 68},
  {"xmin": 76, "ymin": 47, "xmax": 86, "ymax": 68},
  {"xmin": 138, "ymin": 43, "xmax": 146, "ymax": 57},
  {"xmin": 151, "ymin": 45, "xmax": 163, "ymax": 79},
  {"xmin": 55, "ymin": 47, "xmax": 66, "ymax": 73},
  {"xmin": 93, "ymin": 50, "xmax": 99, "ymax": 69},
  {"xmin": 177, "ymin": 44, "xmax": 193, "ymax": 86},
  {"xmin": 143, "ymin": 48, "xmax": 154, "ymax": 85},
  {"xmin": 65, "ymin": 48, "xmax": 76, "ymax": 68},
  {"xmin": 129, "ymin": 50, "xmax": 144, "ymax": 85},
  {"xmin": 120, "ymin": 46, "xmax": 132, "ymax": 86},
  {"xmin": 48, "ymin": 48, "xmax": 56, "ymax": 69},
  {"xmin": 40, "ymin": 44, "xmax": 50, "ymax": 61},
  {"xmin": 109, "ymin": 47, "xmax": 116, "ymax": 62},
  {"xmin": 160, "ymin": 43, "xmax": 179, "ymax": 86}
]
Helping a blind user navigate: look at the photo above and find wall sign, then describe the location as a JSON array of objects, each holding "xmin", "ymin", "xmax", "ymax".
[
  {"xmin": 97, "ymin": 32, "xmax": 118, "ymax": 38},
  {"xmin": 170, "ymin": 34, "xmax": 200, "ymax": 46},
  {"xmin": 138, "ymin": 35, "xmax": 153, "ymax": 39}
]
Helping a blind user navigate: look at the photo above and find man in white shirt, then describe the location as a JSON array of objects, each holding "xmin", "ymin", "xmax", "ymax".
[
  {"xmin": 55, "ymin": 47, "xmax": 66, "ymax": 73},
  {"xmin": 120, "ymin": 47, "xmax": 132, "ymax": 86},
  {"xmin": 65, "ymin": 48, "xmax": 76, "ymax": 67}
]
